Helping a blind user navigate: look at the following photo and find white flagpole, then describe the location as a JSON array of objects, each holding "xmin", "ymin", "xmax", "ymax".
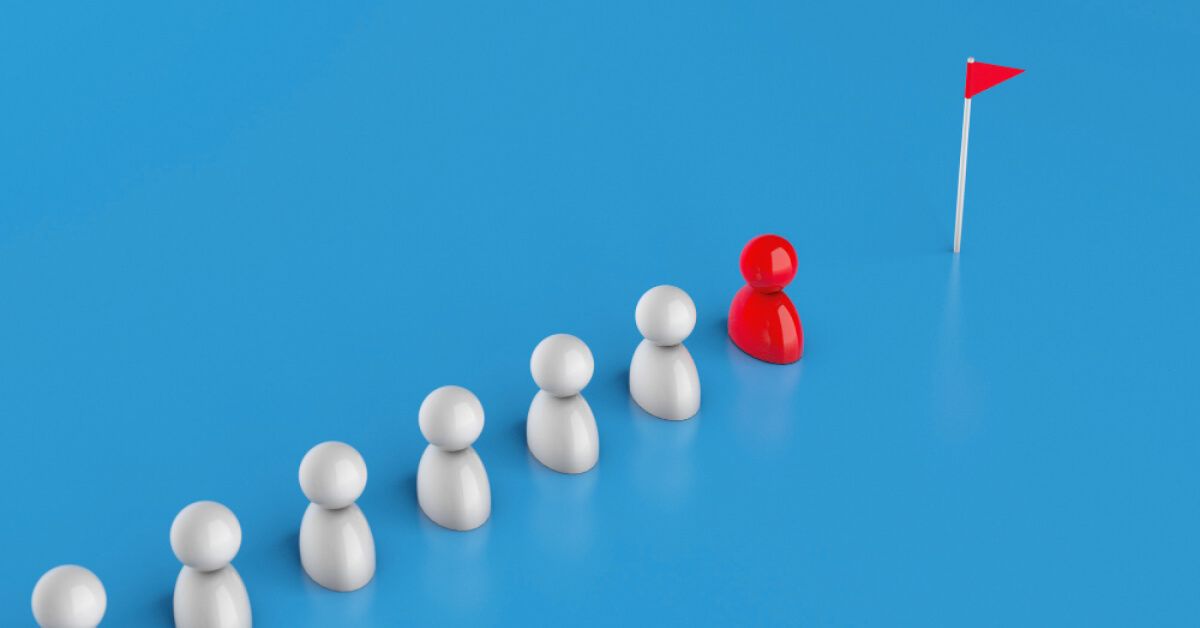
[{"xmin": 953, "ymin": 57, "xmax": 975, "ymax": 254}]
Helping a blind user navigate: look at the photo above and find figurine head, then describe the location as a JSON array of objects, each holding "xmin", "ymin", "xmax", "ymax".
[
  {"xmin": 170, "ymin": 501, "xmax": 242, "ymax": 572},
  {"xmin": 739, "ymin": 234, "xmax": 797, "ymax": 293},
  {"xmin": 635, "ymin": 285, "xmax": 696, "ymax": 347},
  {"xmin": 32, "ymin": 565, "xmax": 106, "ymax": 628},
  {"xmin": 299, "ymin": 441, "xmax": 368, "ymax": 509},
  {"xmin": 419, "ymin": 385, "xmax": 485, "ymax": 452},
  {"xmin": 530, "ymin": 334, "xmax": 594, "ymax": 397}
]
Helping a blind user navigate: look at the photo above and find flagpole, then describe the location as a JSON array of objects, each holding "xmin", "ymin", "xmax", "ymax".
[{"xmin": 953, "ymin": 57, "xmax": 975, "ymax": 254}]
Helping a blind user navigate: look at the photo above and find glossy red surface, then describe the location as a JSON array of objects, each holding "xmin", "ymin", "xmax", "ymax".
[
  {"xmin": 738, "ymin": 234, "xmax": 798, "ymax": 293},
  {"xmin": 727, "ymin": 285, "xmax": 803, "ymax": 364}
]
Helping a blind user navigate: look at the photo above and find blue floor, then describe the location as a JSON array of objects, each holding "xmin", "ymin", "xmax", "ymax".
[{"xmin": 2, "ymin": 1, "xmax": 1198, "ymax": 626}]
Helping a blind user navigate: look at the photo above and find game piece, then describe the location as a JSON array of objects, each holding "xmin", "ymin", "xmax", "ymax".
[
  {"xmin": 629, "ymin": 285, "xmax": 701, "ymax": 420},
  {"xmin": 31, "ymin": 565, "xmax": 106, "ymax": 628},
  {"xmin": 416, "ymin": 386, "xmax": 492, "ymax": 531},
  {"xmin": 298, "ymin": 441, "xmax": 376, "ymax": 591},
  {"xmin": 728, "ymin": 234, "xmax": 804, "ymax": 364},
  {"xmin": 171, "ymin": 501, "xmax": 252, "ymax": 628},
  {"xmin": 954, "ymin": 57, "xmax": 1025, "ymax": 253},
  {"xmin": 527, "ymin": 333, "xmax": 599, "ymax": 473}
]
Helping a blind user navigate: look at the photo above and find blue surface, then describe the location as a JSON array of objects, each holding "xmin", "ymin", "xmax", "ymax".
[{"xmin": 3, "ymin": 1, "xmax": 1198, "ymax": 626}]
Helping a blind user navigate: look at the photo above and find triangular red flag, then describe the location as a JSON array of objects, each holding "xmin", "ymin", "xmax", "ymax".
[{"xmin": 964, "ymin": 60, "xmax": 1023, "ymax": 98}]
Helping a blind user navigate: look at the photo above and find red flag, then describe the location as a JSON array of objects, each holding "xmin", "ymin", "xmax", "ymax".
[{"xmin": 964, "ymin": 60, "xmax": 1023, "ymax": 98}]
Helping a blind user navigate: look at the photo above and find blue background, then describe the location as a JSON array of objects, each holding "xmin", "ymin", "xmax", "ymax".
[{"xmin": 2, "ymin": 1, "xmax": 1198, "ymax": 626}]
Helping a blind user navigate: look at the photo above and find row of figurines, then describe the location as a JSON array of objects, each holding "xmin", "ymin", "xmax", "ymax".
[{"xmin": 31, "ymin": 284, "xmax": 703, "ymax": 628}]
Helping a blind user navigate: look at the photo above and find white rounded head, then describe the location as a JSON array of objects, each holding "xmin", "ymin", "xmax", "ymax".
[
  {"xmin": 635, "ymin": 285, "xmax": 696, "ymax": 346},
  {"xmin": 170, "ymin": 501, "xmax": 242, "ymax": 571},
  {"xmin": 530, "ymin": 333, "xmax": 594, "ymax": 397},
  {"xmin": 299, "ymin": 441, "xmax": 367, "ymax": 509},
  {"xmin": 31, "ymin": 565, "xmax": 106, "ymax": 628},
  {"xmin": 419, "ymin": 385, "xmax": 484, "ymax": 451}
]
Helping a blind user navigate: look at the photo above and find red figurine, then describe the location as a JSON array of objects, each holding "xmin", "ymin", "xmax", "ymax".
[{"xmin": 727, "ymin": 234, "xmax": 803, "ymax": 364}]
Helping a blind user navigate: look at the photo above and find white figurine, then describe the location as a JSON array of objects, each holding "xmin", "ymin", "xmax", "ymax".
[
  {"xmin": 630, "ymin": 285, "xmax": 701, "ymax": 420},
  {"xmin": 299, "ymin": 441, "xmax": 376, "ymax": 591},
  {"xmin": 527, "ymin": 334, "xmax": 599, "ymax": 473},
  {"xmin": 416, "ymin": 386, "xmax": 492, "ymax": 531},
  {"xmin": 32, "ymin": 565, "xmax": 106, "ymax": 628},
  {"xmin": 171, "ymin": 501, "xmax": 252, "ymax": 628}
]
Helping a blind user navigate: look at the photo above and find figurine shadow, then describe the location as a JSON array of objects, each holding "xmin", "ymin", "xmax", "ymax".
[
  {"xmin": 613, "ymin": 368, "xmax": 629, "ymax": 390},
  {"xmin": 380, "ymin": 472, "xmax": 420, "ymax": 532},
  {"xmin": 510, "ymin": 420, "xmax": 525, "ymax": 449},
  {"xmin": 398, "ymin": 472, "xmax": 418, "ymax": 504},
  {"xmin": 158, "ymin": 592, "xmax": 173, "ymax": 624},
  {"xmin": 282, "ymin": 531, "xmax": 300, "ymax": 565}
]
